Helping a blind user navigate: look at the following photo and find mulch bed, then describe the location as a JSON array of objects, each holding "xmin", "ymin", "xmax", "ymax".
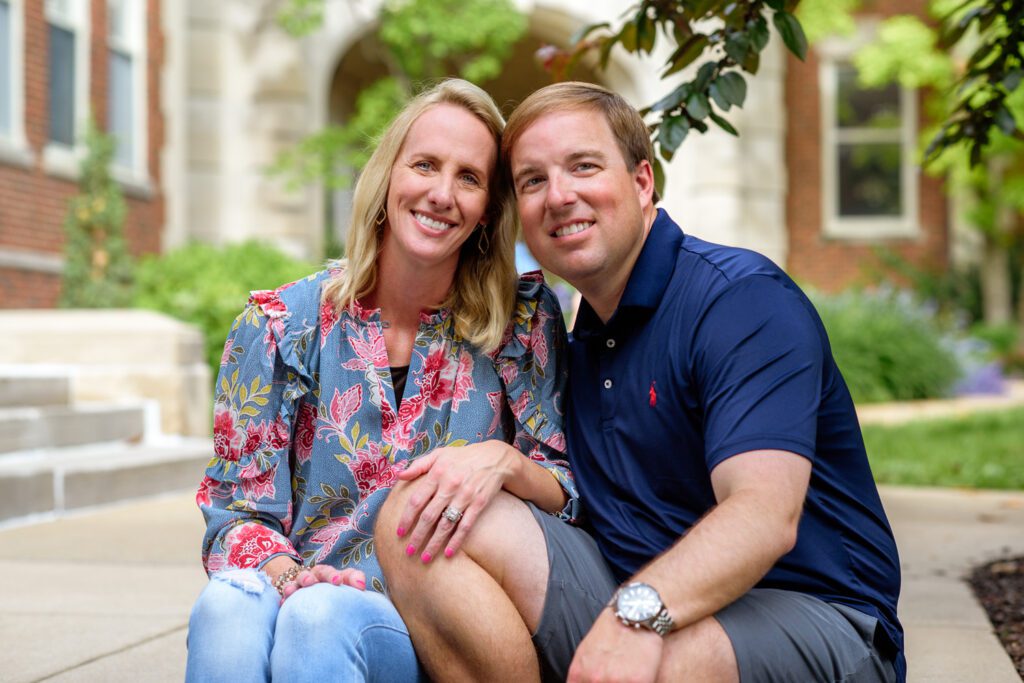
[{"xmin": 969, "ymin": 556, "xmax": 1024, "ymax": 677}]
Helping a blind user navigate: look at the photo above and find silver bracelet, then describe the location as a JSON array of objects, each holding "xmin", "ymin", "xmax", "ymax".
[{"xmin": 272, "ymin": 564, "xmax": 306, "ymax": 596}]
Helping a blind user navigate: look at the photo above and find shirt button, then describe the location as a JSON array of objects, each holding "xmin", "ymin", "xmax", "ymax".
[
  {"xmin": 603, "ymin": 379, "xmax": 613, "ymax": 389},
  {"xmin": 606, "ymin": 338, "xmax": 616, "ymax": 349}
]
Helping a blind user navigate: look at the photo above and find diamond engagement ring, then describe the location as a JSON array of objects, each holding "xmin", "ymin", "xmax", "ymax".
[{"xmin": 442, "ymin": 506, "xmax": 463, "ymax": 524}]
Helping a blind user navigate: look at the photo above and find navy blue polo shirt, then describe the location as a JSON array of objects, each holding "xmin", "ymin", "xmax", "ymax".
[{"xmin": 567, "ymin": 209, "xmax": 904, "ymax": 679}]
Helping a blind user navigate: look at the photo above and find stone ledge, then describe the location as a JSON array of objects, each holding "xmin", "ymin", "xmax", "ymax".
[
  {"xmin": 0, "ymin": 311, "xmax": 212, "ymax": 437},
  {"xmin": 0, "ymin": 438, "xmax": 212, "ymax": 525}
]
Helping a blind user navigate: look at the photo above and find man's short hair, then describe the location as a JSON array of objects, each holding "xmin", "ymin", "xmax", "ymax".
[{"xmin": 502, "ymin": 81, "xmax": 659, "ymax": 203}]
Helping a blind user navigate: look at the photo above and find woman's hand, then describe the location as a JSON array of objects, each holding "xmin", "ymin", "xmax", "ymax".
[
  {"xmin": 265, "ymin": 557, "xmax": 367, "ymax": 604},
  {"xmin": 395, "ymin": 440, "xmax": 519, "ymax": 563}
]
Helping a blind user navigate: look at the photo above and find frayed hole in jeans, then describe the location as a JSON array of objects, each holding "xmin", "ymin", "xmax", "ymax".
[{"xmin": 211, "ymin": 568, "xmax": 270, "ymax": 595}]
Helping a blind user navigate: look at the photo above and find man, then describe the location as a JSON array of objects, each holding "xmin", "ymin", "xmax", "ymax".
[{"xmin": 377, "ymin": 82, "xmax": 903, "ymax": 683}]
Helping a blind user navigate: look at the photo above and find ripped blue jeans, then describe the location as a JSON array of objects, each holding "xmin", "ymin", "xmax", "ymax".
[{"xmin": 185, "ymin": 568, "xmax": 426, "ymax": 682}]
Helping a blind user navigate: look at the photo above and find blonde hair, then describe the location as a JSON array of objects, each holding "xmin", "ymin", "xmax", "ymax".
[
  {"xmin": 323, "ymin": 79, "xmax": 518, "ymax": 352},
  {"xmin": 502, "ymin": 81, "xmax": 660, "ymax": 204}
]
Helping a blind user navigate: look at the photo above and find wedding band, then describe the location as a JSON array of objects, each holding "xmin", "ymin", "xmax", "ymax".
[{"xmin": 442, "ymin": 506, "xmax": 463, "ymax": 524}]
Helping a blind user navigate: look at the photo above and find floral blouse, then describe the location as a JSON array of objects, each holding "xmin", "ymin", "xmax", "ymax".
[{"xmin": 197, "ymin": 267, "xmax": 576, "ymax": 593}]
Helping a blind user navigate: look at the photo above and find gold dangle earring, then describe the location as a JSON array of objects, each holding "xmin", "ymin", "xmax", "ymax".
[
  {"xmin": 375, "ymin": 208, "xmax": 387, "ymax": 226},
  {"xmin": 477, "ymin": 224, "xmax": 490, "ymax": 255}
]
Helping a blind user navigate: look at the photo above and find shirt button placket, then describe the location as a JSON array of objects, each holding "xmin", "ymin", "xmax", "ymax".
[{"xmin": 600, "ymin": 336, "xmax": 615, "ymax": 419}]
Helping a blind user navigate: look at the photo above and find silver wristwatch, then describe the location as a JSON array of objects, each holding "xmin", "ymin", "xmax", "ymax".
[{"xmin": 611, "ymin": 582, "xmax": 675, "ymax": 637}]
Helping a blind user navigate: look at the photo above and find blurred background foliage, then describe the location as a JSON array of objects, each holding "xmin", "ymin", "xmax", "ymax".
[
  {"xmin": 126, "ymin": 0, "xmax": 1022, "ymax": 408},
  {"xmin": 271, "ymin": 0, "xmax": 526, "ymax": 195},
  {"xmin": 59, "ymin": 124, "xmax": 134, "ymax": 308},
  {"xmin": 133, "ymin": 242, "xmax": 315, "ymax": 379}
]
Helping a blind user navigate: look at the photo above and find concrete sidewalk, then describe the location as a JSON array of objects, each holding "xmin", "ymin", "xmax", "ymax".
[{"xmin": 1, "ymin": 485, "xmax": 1022, "ymax": 682}]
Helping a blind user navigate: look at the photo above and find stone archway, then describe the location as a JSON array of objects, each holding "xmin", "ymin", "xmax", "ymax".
[{"xmin": 321, "ymin": 5, "xmax": 613, "ymax": 251}]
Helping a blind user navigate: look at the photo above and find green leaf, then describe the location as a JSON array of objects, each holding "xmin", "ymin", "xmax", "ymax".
[
  {"xmin": 1001, "ymin": 70, "xmax": 1023, "ymax": 92},
  {"xmin": 664, "ymin": 35, "xmax": 709, "ymax": 77},
  {"xmin": 686, "ymin": 92, "xmax": 711, "ymax": 120},
  {"xmin": 773, "ymin": 11, "xmax": 808, "ymax": 61},
  {"xmin": 637, "ymin": 16, "xmax": 656, "ymax": 54},
  {"xmin": 709, "ymin": 111, "xmax": 739, "ymax": 136},
  {"xmin": 715, "ymin": 72, "xmax": 748, "ymax": 108},
  {"xmin": 724, "ymin": 33, "xmax": 750, "ymax": 64},
  {"xmin": 619, "ymin": 21, "xmax": 639, "ymax": 52},
  {"xmin": 765, "ymin": 0, "xmax": 785, "ymax": 10},
  {"xmin": 994, "ymin": 105, "xmax": 1017, "ymax": 136},
  {"xmin": 748, "ymin": 17, "xmax": 770, "ymax": 51},
  {"xmin": 570, "ymin": 21, "xmax": 610, "ymax": 45},
  {"xmin": 694, "ymin": 61, "xmax": 717, "ymax": 92},
  {"xmin": 652, "ymin": 157, "xmax": 666, "ymax": 198},
  {"xmin": 741, "ymin": 47, "xmax": 761, "ymax": 74},
  {"xmin": 965, "ymin": 40, "xmax": 997, "ymax": 71},
  {"xmin": 599, "ymin": 36, "xmax": 616, "ymax": 69},
  {"xmin": 659, "ymin": 115, "xmax": 690, "ymax": 154},
  {"xmin": 709, "ymin": 82, "xmax": 730, "ymax": 110},
  {"xmin": 651, "ymin": 82, "xmax": 690, "ymax": 112}
]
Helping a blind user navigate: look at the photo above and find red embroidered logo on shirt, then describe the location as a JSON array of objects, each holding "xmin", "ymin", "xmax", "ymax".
[{"xmin": 649, "ymin": 381, "xmax": 657, "ymax": 407}]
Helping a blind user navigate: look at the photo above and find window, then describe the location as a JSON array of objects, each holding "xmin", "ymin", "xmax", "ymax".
[
  {"xmin": 44, "ymin": 0, "xmax": 89, "ymax": 176},
  {"xmin": 0, "ymin": 0, "xmax": 29, "ymax": 164},
  {"xmin": 107, "ymin": 0, "xmax": 146, "ymax": 174},
  {"xmin": 820, "ymin": 31, "xmax": 919, "ymax": 239}
]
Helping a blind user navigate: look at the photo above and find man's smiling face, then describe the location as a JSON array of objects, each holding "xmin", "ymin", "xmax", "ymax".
[{"xmin": 510, "ymin": 107, "xmax": 653, "ymax": 294}]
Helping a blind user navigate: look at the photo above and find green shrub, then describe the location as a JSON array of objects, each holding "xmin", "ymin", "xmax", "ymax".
[
  {"xmin": 134, "ymin": 242, "xmax": 316, "ymax": 381},
  {"xmin": 812, "ymin": 288, "xmax": 961, "ymax": 403},
  {"xmin": 60, "ymin": 124, "xmax": 134, "ymax": 307}
]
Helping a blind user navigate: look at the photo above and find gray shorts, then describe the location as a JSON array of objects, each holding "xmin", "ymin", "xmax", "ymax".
[{"xmin": 527, "ymin": 504, "xmax": 897, "ymax": 683}]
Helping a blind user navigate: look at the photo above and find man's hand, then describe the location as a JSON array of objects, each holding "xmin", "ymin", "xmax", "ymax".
[{"xmin": 568, "ymin": 608, "xmax": 664, "ymax": 683}]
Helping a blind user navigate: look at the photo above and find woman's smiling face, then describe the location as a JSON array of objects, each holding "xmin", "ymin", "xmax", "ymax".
[{"xmin": 382, "ymin": 103, "xmax": 496, "ymax": 275}]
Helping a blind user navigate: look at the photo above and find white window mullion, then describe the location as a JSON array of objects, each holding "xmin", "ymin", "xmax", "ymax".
[{"xmin": 0, "ymin": 0, "xmax": 31, "ymax": 166}]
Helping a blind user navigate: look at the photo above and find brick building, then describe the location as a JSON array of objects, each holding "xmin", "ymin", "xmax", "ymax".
[
  {"xmin": 0, "ymin": 0, "xmax": 163, "ymax": 307},
  {"xmin": 0, "ymin": 0, "xmax": 952, "ymax": 309}
]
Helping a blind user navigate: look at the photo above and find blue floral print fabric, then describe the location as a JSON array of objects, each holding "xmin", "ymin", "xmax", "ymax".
[{"xmin": 197, "ymin": 267, "xmax": 575, "ymax": 592}]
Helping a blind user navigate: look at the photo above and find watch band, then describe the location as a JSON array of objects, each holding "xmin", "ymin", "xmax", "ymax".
[{"xmin": 650, "ymin": 607, "xmax": 674, "ymax": 637}]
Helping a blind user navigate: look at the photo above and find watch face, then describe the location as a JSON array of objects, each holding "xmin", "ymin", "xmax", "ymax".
[{"xmin": 617, "ymin": 583, "xmax": 662, "ymax": 622}]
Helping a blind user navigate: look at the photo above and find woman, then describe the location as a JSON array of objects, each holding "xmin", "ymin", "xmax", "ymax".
[{"xmin": 185, "ymin": 79, "xmax": 575, "ymax": 682}]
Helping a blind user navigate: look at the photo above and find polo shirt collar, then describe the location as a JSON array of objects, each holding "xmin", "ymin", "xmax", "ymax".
[{"xmin": 573, "ymin": 208, "xmax": 682, "ymax": 339}]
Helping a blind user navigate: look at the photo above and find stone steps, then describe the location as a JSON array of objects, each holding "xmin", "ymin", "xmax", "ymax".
[
  {"xmin": 0, "ymin": 404, "xmax": 148, "ymax": 454},
  {"xmin": 0, "ymin": 438, "xmax": 212, "ymax": 525},
  {"xmin": 0, "ymin": 373, "xmax": 70, "ymax": 408},
  {"xmin": 0, "ymin": 369, "xmax": 211, "ymax": 526}
]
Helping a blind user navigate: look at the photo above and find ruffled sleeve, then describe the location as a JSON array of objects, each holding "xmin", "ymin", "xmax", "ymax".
[
  {"xmin": 494, "ymin": 272, "xmax": 579, "ymax": 522},
  {"xmin": 197, "ymin": 277, "xmax": 321, "ymax": 574}
]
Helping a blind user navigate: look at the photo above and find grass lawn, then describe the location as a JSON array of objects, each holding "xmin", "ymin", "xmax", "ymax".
[{"xmin": 862, "ymin": 407, "xmax": 1024, "ymax": 490}]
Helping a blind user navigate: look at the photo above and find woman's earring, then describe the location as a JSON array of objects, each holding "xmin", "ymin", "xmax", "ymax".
[
  {"xmin": 477, "ymin": 225, "xmax": 490, "ymax": 255},
  {"xmin": 375, "ymin": 208, "xmax": 387, "ymax": 226}
]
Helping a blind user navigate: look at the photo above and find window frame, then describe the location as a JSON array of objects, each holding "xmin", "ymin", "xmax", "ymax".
[
  {"xmin": 818, "ymin": 25, "xmax": 920, "ymax": 241},
  {"xmin": 43, "ymin": 0, "xmax": 91, "ymax": 180},
  {"xmin": 0, "ymin": 0, "xmax": 32, "ymax": 167},
  {"xmin": 106, "ymin": 0, "xmax": 149, "ymax": 182}
]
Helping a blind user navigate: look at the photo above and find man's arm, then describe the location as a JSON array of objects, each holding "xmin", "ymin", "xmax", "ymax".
[{"xmin": 568, "ymin": 448, "xmax": 812, "ymax": 682}]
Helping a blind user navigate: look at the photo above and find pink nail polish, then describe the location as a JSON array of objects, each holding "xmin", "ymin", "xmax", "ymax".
[
  {"xmin": 405, "ymin": 544, "xmax": 416, "ymax": 556},
  {"xmin": 331, "ymin": 575, "xmax": 341, "ymax": 585},
  {"xmin": 444, "ymin": 547, "xmax": 454, "ymax": 558},
  {"xmin": 356, "ymin": 579, "xmax": 366, "ymax": 589},
  {"xmin": 396, "ymin": 526, "xmax": 406, "ymax": 537},
  {"xmin": 421, "ymin": 551, "xmax": 432, "ymax": 563}
]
